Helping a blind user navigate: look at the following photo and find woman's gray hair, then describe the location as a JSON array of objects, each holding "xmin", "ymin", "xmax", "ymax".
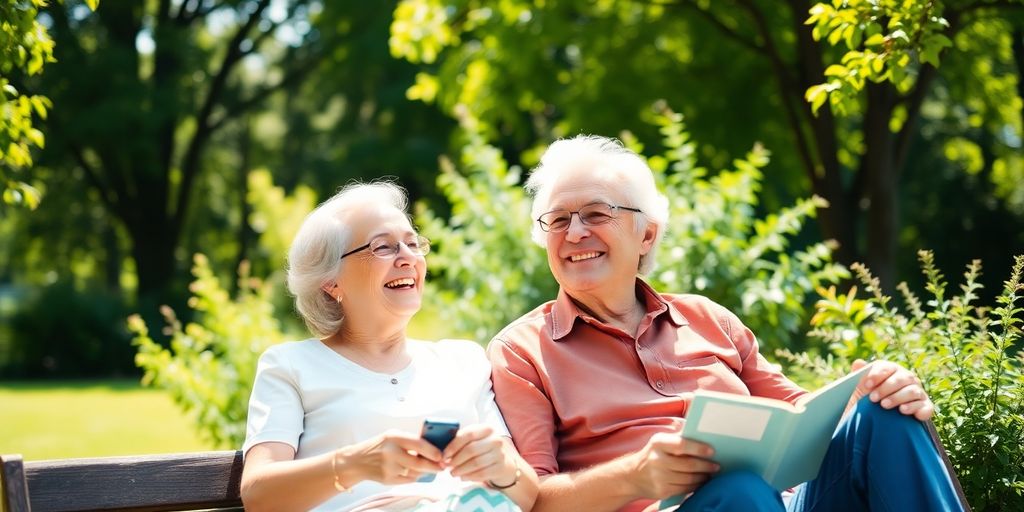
[
  {"xmin": 286, "ymin": 181, "xmax": 409, "ymax": 338},
  {"xmin": 525, "ymin": 135, "xmax": 669, "ymax": 275}
]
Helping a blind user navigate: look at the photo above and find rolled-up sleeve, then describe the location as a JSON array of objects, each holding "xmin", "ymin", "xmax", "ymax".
[
  {"xmin": 487, "ymin": 337, "xmax": 560, "ymax": 476},
  {"xmin": 719, "ymin": 306, "xmax": 806, "ymax": 403}
]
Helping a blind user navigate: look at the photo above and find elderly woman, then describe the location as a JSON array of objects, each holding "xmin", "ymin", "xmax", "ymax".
[{"xmin": 240, "ymin": 182, "xmax": 537, "ymax": 512}]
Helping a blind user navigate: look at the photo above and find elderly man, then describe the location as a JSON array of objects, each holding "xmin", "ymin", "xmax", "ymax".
[{"xmin": 487, "ymin": 135, "xmax": 963, "ymax": 512}]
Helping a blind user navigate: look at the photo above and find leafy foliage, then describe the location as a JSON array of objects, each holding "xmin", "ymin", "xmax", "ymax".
[
  {"xmin": 0, "ymin": 0, "xmax": 97, "ymax": 208},
  {"xmin": 391, "ymin": 0, "xmax": 1024, "ymax": 293},
  {"xmin": 416, "ymin": 134, "xmax": 557, "ymax": 343},
  {"xmin": 420, "ymin": 109, "xmax": 847, "ymax": 351},
  {"xmin": 130, "ymin": 254, "xmax": 288, "ymax": 448},
  {"xmin": 129, "ymin": 170, "xmax": 310, "ymax": 446},
  {"xmin": 643, "ymin": 109, "xmax": 848, "ymax": 350},
  {"xmin": 805, "ymin": 0, "xmax": 953, "ymax": 115},
  {"xmin": 781, "ymin": 252, "xmax": 1024, "ymax": 509},
  {"xmin": 1, "ymin": 0, "xmax": 52, "ymax": 208}
]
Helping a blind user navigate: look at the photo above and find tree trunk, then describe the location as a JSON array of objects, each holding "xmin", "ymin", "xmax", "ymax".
[
  {"xmin": 128, "ymin": 215, "xmax": 179, "ymax": 314},
  {"xmin": 103, "ymin": 223, "xmax": 121, "ymax": 293},
  {"xmin": 788, "ymin": 0, "xmax": 860, "ymax": 266},
  {"xmin": 862, "ymin": 83, "xmax": 899, "ymax": 290}
]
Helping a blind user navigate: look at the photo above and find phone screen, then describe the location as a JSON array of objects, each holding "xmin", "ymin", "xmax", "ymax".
[{"xmin": 421, "ymin": 419, "xmax": 460, "ymax": 450}]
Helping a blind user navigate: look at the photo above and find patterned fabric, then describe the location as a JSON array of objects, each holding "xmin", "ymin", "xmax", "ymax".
[{"xmin": 413, "ymin": 487, "xmax": 520, "ymax": 512}]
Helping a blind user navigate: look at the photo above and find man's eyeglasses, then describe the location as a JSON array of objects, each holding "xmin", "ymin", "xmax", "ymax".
[
  {"xmin": 341, "ymin": 235, "xmax": 431, "ymax": 260},
  {"xmin": 536, "ymin": 203, "xmax": 644, "ymax": 233}
]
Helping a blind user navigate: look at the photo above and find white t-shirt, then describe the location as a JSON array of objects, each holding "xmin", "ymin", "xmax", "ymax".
[{"xmin": 243, "ymin": 338, "xmax": 510, "ymax": 512}]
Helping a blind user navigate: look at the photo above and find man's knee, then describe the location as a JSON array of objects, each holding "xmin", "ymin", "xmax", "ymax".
[
  {"xmin": 693, "ymin": 470, "xmax": 780, "ymax": 505},
  {"xmin": 853, "ymin": 395, "xmax": 921, "ymax": 431}
]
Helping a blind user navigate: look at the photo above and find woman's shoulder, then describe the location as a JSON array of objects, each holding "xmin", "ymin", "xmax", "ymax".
[{"xmin": 258, "ymin": 338, "xmax": 323, "ymax": 362}]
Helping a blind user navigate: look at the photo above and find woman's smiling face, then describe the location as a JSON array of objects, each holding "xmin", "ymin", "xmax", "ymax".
[{"xmin": 331, "ymin": 204, "xmax": 427, "ymax": 321}]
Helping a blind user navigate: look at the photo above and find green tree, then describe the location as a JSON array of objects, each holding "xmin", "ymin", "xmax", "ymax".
[
  {"xmin": 0, "ymin": 0, "xmax": 97, "ymax": 209},
  {"xmin": 33, "ymin": 0, "xmax": 324, "ymax": 309},
  {"xmin": 391, "ymin": 0, "xmax": 1024, "ymax": 290}
]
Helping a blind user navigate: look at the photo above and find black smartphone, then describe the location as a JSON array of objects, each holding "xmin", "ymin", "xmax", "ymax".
[{"xmin": 421, "ymin": 418, "xmax": 460, "ymax": 451}]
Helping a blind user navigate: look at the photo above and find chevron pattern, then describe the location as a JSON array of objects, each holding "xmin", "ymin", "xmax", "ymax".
[{"xmin": 412, "ymin": 486, "xmax": 520, "ymax": 512}]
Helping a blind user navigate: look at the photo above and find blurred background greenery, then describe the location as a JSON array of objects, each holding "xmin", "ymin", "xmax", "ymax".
[{"xmin": 1, "ymin": 0, "xmax": 1022, "ymax": 508}]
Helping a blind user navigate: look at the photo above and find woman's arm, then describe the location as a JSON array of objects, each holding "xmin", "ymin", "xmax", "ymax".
[{"xmin": 241, "ymin": 434, "xmax": 445, "ymax": 512}]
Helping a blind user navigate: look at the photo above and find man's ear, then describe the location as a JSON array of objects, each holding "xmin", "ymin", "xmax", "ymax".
[{"xmin": 639, "ymin": 221, "xmax": 658, "ymax": 255}]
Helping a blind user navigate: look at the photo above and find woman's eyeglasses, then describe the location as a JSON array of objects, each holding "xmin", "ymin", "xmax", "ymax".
[{"xmin": 341, "ymin": 235, "xmax": 431, "ymax": 260}]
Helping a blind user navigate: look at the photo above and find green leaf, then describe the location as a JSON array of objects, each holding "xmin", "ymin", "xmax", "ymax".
[
  {"xmin": 824, "ymin": 64, "xmax": 848, "ymax": 77},
  {"xmin": 864, "ymin": 34, "xmax": 886, "ymax": 47}
]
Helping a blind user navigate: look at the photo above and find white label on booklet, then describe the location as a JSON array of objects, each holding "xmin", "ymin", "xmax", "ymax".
[{"xmin": 696, "ymin": 402, "xmax": 771, "ymax": 441}]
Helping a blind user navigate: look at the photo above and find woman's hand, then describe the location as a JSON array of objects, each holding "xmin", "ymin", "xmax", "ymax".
[
  {"xmin": 339, "ymin": 430, "xmax": 445, "ymax": 485},
  {"xmin": 440, "ymin": 424, "xmax": 520, "ymax": 487},
  {"xmin": 852, "ymin": 359, "xmax": 934, "ymax": 421}
]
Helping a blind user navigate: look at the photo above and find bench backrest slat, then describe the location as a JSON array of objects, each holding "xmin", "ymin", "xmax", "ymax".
[
  {"xmin": 2, "ymin": 454, "xmax": 31, "ymax": 512},
  {"xmin": 2, "ymin": 451, "xmax": 243, "ymax": 512}
]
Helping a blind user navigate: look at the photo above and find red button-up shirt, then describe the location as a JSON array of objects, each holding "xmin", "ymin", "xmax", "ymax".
[{"xmin": 488, "ymin": 279, "xmax": 807, "ymax": 512}]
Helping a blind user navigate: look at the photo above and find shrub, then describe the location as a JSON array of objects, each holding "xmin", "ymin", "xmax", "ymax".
[
  {"xmin": 781, "ymin": 251, "xmax": 1024, "ymax": 509},
  {"xmin": 130, "ymin": 254, "xmax": 289, "ymax": 447},
  {"xmin": 3, "ymin": 281, "xmax": 134, "ymax": 378}
]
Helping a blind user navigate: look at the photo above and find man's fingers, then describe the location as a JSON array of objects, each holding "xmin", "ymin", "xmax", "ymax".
[{"xmin": 442, "ymin": 425, "xmax": 493, "ymax": 460}]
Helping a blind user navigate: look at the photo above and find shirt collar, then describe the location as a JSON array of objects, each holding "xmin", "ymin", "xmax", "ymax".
[{"xmin": 550, "ymin": 278, "xmax": 688, "ymax": 340}]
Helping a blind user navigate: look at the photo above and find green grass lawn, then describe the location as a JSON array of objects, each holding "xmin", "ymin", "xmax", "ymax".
[{"xmin": 0, "ymin": 379, "xmax": 217, "ymax": 461}]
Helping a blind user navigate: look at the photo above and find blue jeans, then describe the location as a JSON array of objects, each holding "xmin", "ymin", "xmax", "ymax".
[{"xmin": 676, "ymin": 397, "xmax": 964, "ymax": 512}]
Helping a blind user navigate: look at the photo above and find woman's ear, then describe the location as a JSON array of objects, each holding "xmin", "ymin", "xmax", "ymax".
[{"xmin": 320, "ymin": 282, "xmax": 338, "ymax": 299}]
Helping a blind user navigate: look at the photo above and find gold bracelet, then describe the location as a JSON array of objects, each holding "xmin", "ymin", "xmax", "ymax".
[
  {"xmin": 487, "ymin": 465, "xmax": 522, "ymax": 490},
  {"xmin": 331, "ymin": 450, "xmax": 351, "ymax": 493}
]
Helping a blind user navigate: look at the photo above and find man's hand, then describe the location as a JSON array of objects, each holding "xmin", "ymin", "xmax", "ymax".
[
  {"xmin": 624, "ymin": 431, "xmax": 719, "ymax": 500},
  {"xmin": 443, "ymin": 424, "xmax": 520, "ymax": 486},
  {"xmin": 852, "ymin": 359, "xmax": 934, "ymax": 421}
]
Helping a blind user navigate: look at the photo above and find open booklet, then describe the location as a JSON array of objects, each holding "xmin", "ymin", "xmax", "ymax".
[{"xmin": 659, "ymin": 363, "xmax": 872, "ymax": 509}]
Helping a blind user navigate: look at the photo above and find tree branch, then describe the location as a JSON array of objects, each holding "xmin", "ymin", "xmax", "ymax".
[
  {"xmin": 69, "ymin": 142, "xmax": 123, "ymax": 220},
  {"xmin": 732, "ymin": 0, "xmax": 801, "ymax": 110},
  {"xmin": 177, "ymin": 0, "xmax": 217, "ymax": 25},
  {"xmin": 207, "ymin": 59, "xmax": 320, "ymax": 133},
  {"xmin": 173, "ymin": 0, "xmax": 271, "ymax": 235},
  {"xmin": 893, "ymin": 64, "xmax": 938, "ymax": 174},
  {"xmin": 158, "ymin": 0, "xmax": 171, "ymax": 25},
  {"xmin": 658, "ymin": 0, "xmax": 767, "ymax": 56},
  {"xmin": 959, "ymin": 0, "xmax": 1024, "ymax": 14}
]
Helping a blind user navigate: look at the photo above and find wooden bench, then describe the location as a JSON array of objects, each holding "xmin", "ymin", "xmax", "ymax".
[
  {"xmin": 1, "ymin": 427, "xmax": 970, "ymax": 511},
  {"xmin": 0, "ymin": 451, "xmax": 243, "ymax": 512}
]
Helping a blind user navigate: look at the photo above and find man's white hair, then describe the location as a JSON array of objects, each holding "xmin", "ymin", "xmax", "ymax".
[{"xmin": 524, "ymin": 135, "xmax": 669, "ymax": 275}]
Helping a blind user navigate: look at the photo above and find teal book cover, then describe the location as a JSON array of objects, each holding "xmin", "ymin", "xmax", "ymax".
[{"xmin": 682, "ymin": 364, "xmax": 871, "ymax": 492}]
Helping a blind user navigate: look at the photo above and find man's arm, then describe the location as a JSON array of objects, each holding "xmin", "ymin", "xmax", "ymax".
[
  {"xmin": 487, "ymin": 337, "xmax": 718, "ymax": 511},
  {"xmin": 532, "ymin": 433, "xmax": 719, "ymax": 512}
]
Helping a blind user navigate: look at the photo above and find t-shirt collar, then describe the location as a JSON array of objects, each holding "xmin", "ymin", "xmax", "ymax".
[{"xmin": 550, "ymin": 278, "xmax": 688, "ymax": 340}]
